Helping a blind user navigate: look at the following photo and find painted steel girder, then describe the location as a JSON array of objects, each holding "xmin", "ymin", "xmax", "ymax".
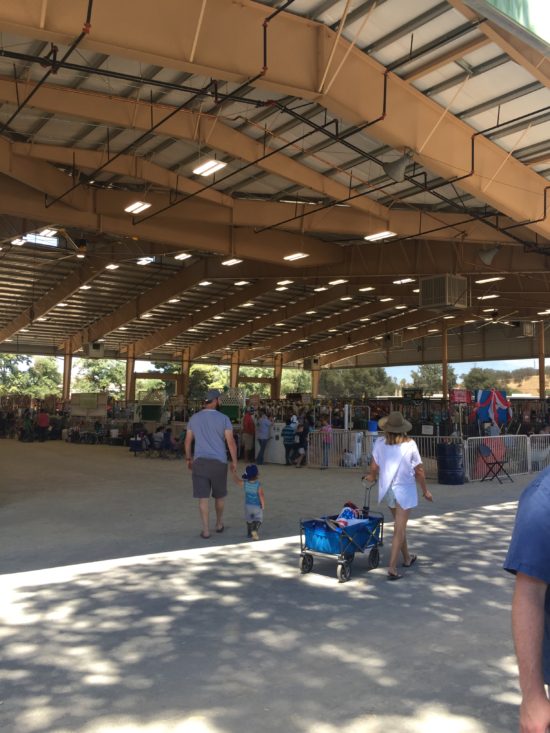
[{"xmin": 0, "ymin": 1, "xmax": 547, "ymax": 238}]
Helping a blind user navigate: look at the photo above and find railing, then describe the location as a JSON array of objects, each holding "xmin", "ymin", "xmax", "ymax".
[
  {"xmin": 464, "ymin": 435, "xmax": 529, "ymax": 481},
  {"xmin": 529, "ymin": 434, "xmax": 550, "ymax": 472}
]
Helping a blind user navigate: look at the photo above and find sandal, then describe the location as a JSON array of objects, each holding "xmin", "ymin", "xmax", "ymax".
[
  {"xmin": 215, "ymin": 525, "xmax": 224, "ymax": 533},
  {"xmin": 387, "ymin": 571, "xmax": 403, "ymax": 581},
  {"xmin": 403, "ymin": 555, "xmax": 417, "ymax": 568},
  {"xmin": 200, "ymin": 531, "xmax": 211, "ymax": 539}
]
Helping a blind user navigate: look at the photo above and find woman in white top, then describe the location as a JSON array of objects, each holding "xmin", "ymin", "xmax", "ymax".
[{"xmin": 364, "ymin": 411, "xmax": 433, "ymax": 580}]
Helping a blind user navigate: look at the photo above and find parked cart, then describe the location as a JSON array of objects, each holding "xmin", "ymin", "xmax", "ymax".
[{"xmin": 299, "ymin": 482, "xmax": 384, "ymax": 583}]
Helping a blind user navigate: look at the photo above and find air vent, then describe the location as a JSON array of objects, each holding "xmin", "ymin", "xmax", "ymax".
[
  {"xmin": 84, "ymin": 341, "xmax": 105, "ymax": 358},
  {"xmin": 303, "ymin": 357, "xmax": 320, "ymax": 370},
  {"xmin": 419, "ymin": 275, "xmax": 468, "ymax": 309},
  {"xmin": 384, "ymin": 332, "xmax": 403, "ymax": 348}
]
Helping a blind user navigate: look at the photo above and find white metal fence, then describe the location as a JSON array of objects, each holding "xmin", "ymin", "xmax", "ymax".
[{"xmin": 307, "ymin": 430, "xmax": 548, "ymax": 481}]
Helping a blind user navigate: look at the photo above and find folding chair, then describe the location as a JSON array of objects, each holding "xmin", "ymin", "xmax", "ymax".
[{"xmin": 478, "ymin": 444, "xmax": 513, "ymax": 483}]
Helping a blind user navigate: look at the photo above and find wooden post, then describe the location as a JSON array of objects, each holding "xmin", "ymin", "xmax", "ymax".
[
  {"xmin": 125, "ymin": 344, "xmax": 136, "ymax": 402},
  {"xmin": 311, "ymin": 359, "xmax": 320, "ymax": 398},
  {"xmin": 538, "ymin": 322, "xmax": 546, "ymax": 399},
  {"xmin": 272, "ymin": 353, "xmax": 283, "ymax": 399},
  {"xmin": 180, "ymin": 346, "xmax": 191, "ymax": 398},
  {"xmin": 230, "ymin": 351, "xmax": 239, "ymax": 388},
  {"xmin": 441, "ymin": 326, "xmax": 448, "ymax": 399},
  {"xmin": 62, "ymin": 344, "xmax": 72, "ymax": 401}
]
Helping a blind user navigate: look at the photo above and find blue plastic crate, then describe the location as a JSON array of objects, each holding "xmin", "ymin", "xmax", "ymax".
[{"xmin": 303, "ymin": 516, "xmax": 380, "ymax": 556}]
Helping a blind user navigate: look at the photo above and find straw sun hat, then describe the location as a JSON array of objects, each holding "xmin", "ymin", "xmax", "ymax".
[{"xmin": 378, "ymin": 411, "xmax": 412, "ymax": 434}]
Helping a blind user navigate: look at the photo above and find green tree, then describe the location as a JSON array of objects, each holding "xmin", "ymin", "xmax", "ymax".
[
  {"xmin": 319, "ymin": 367, "xmax": 397, "ymax": 398},
  {"xmin": 409, "ymin": 364, "xmax": 457, "ymax": 395},
  {"xmin": 18, "ymin": 357, "xmax": 62, "ymax": 397},
  {"xmin": 461, "ymin": 367, "xmax": 510, "ymax": 393},
  {"xmin": 281, "ymin": 368, "xmax": 311, "ymax": 395},
  {"xmin": 0, "ymin": 354, "xmax": 31, "ymax": 393},
  {"xmin": 72, "ymin": 358, "xmax": 126, "ymax": 396}
]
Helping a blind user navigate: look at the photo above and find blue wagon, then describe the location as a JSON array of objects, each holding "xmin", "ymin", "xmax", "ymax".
[{"xmin": 299, "ymin": 483, "xmax": 384, "ymax": 583}]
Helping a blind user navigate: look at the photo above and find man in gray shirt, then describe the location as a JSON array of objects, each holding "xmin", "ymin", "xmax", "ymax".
[{"xmin": 184, "ymin": 389, "xmax": 238, "ymax": 538}]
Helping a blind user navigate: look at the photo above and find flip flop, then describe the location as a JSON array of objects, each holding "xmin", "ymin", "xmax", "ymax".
[
  {"xmin": 215, "ymin": 525, "xmax": 224, "ymax": 533},
  {"xmin": 387, "ymin": 572, "xmax": 403, "ymax": 581},
  {"xmin": 200, "ymin": 531, "xmax": 211, "ymax": 539},
  {"xmin": 403, "ymin": 555, "xmax": 417, "ymax": 568}
]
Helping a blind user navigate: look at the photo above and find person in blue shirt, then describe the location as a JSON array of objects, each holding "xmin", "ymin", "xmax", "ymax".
[
  {"xmin": 281, "ymin": 418, "xmax": 297, "ymax": 465},
  {"xmin": 232, "ymin": 464, "xmax": 265, "ymax": 540},
  {"xmin": 504, "ymin": 468, "xmax": 550, "ymax": 732}
]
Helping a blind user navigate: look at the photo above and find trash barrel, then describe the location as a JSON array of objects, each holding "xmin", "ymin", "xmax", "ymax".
[
  {"xmin": 367, "ymin": 420, "xmax": 378, "ymax": 433},
  {"xmin": 436, "ymin": 442, "xmax": 465, "ymax": 485}
]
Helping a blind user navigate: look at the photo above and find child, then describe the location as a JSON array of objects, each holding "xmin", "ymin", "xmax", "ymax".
[{"xmin": 232, "ymin": 464, "xmax": 265, "ymax": 540}]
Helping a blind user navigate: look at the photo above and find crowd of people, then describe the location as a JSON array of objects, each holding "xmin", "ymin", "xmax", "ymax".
[{"xmin": 0, "ymin": 407, "xmax": 65, "ymax": 442}]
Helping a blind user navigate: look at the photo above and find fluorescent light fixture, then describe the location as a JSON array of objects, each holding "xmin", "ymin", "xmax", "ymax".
[
  {"xmin": 168, "ymin": 298, "xmax": 180, "ymax": 304},
  {"xmin": 11, "ymin": 238, "xmax": 25, "ymax": 245},
  {"xmin": 428, "ymin": 328, "xmax": 439, "ymax": 332},
  {"xmin": 328, "ymin": 328, "xmax": 337, "ymax": 332},
  {"xmin": 393, "ymin": 278, "xmax": 415, "ymax": 285},
  {"xmin": 374, "ymin": 336, "xmax": 383, "ymax": 340},
  {"xmin": 175, "ymin": 253, "xmax": 192, "ymax": 261},
  {"xmin": 124, "ymin": 201, "xmax": 151, "ymax": 214},
  {"xmin": 283, "ymin": 252, "xmax": 309, "ymax": 261},
  {"xmin": 24, "ymin": 233, "xmax": 58, "ymax": 246},
  {"xmin": 20, "ymin": 328, "xmax": 29, "ymax": 332},
  {"xmin": 118, "ymin": 327, "xmax": 128, "ymax": 331},
  {"xmin": 406, "ymin": 326, "xmax": 418, "ymax": 330},
  {"xmin": 329, "ymin": 279, "xmax": 348, "ymax": 285},
  {"xmin": 299, "ymin": 339, "xmax": 308, "ymax": 342},
  {"xmin": 275, "ymin": 322, "xmax": 284, "ymax": 326},
  {"xmin": 277, "ymin": 280, "xmax": 293, "ymax": 285},
  {"xmin": 57, "ymin": 302, "xmax": 68, "ymax": 307},
  {"xmin": 193, "ymin": 159, "xmax": 227, "ymax": 176},
  {"xmin": 413, "ymin": 288, "xmax": 420, "ymax": 293},
  {"xmin": 221, "ymin": 258, "xmax": 242, "ymax": 266},
  {"xmin": 395, "ymin": 305, "xmax": 407, "ymax": 309},
  {"xmin": 482, "ymin": 307, "xmax": 497, "ymax": 313},
  {"xmin": 379, "ymin": 297, "xmax": 393, "ymax": 302},
  {"xmin": 137, "ymin": 257, "xmax": 155, "ymax": 266},
  {"xmin": 76, "ymin": 253, "xmax": 85, "ymax": 259},
  {"xmin": 106, "ymin": 263, "xmax": 119, "ymax": 270},
  {"xmin": 141, "ymin": 313, "xmax": 153, "ymax": 319},
  {"xmin": 537, "ymin": 310, "xmax": 550, "ymax": 315},
  {"xmin": 340, "ymin": 296, "xmax": 352, "ymax": 301},
  {"xmin": 199, "ymin": 280, "xmax": 211, "ymax": 286},
  {"xmin": 477, "ymin": 294, "xmax": 499, "ymax": 300},
  {"xmin": 4, "ymin": 338, "xmax": 12, "ymax": 342},
  {"xmin": 364, "ymin": 230, "xmax": 397, "ymax": 242},
  {"xmin": 475, "ymin": 276, "xmax": 505, "ymax": 284},
  {"xmin": 242, "ymin": 302, "xmax": 254, "ymax": 307},
  {"xmin": 79, "ymin": 284, "xmax": 91, "ymax": 290},
  {"xmin": 235, "ymin": 280, "xmax": 249, "ymax": 286},
  {"xmin": 306, "ymin": 310, "xmax": 317, "ymax": 315},
  {"xmin": 213, "ymin": 315, "xmax": 223, "ymax": 320},
  {"xmin": 36, "ymin": 317, "xmax": 48, "ymax": 322},
  {"xmin": 314, "ymin": 286, "xmax": 327, "ymax": 292},
  {"xmin": 443, "ymin": 315, "xmax": 455, "ymax": 319},
  {"xmin": 359, "ymin": 286, "xmax": 374, "ymax": 292},
  {"xmin": 360, "ymin": 317, "xmax": 370, "ymax": 322},
  {"xmin": 276, "ymin": 286, "xmax": 288, "ymax": 291},
  {"xmin": 39, "ymin": 228, "xmax": 57, "ymax": 237},
  {"xmin": 464, "ymin": 319, "xmax": 475, "ymax": 323},
  {"xmin": 188, "ymin": 328, "xmax": 198, "ymax": 332}
]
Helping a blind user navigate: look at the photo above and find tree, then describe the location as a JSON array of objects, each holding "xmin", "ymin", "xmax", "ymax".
[
  {"xmin": 281, "ymin": 368, "xmax": 311, "ymax": 395},
  {"xmin": 409, "ymin": 364, "xmax": 457, "ymax": 395},
  {"xmin": 319, "ymin": 367, "xmax": 397, "ymax": 398},
  {"xmin": 461, "ymin": 367, "xmax": 510, "ymax": 393},
  {"xmin": 72, "ymin": 358, "xmax": 126, "ymax": 396},
  {"xmin": 18, "ymin": 357, "xmax": 62, "ymax": 397},
  {"xmin": 0, "ymin": 354, "xmax": 31, "ymax": 393}
]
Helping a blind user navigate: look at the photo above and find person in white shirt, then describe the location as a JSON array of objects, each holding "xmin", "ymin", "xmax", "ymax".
[{"xmin": 364, "ymin": 411, "xmax": 433, "ymax": 580}]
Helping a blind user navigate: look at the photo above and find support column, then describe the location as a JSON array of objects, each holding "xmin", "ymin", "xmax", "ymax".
[
  {"xmin": 125, "ymin": 344, "xmax": 136, "ymax": 402},
  {"xmin": 538, "ymin": 323, "xmax": 546, "ymax": 399},
  {"xmin": 272, "ymin": 353, "xmax": 283, "ymax": 399},
  {"xmin": 62, "ymin": 344, "xmax": 72, "ymax": 401},
  {"xmin": 441, "ymin": 327, "xmax": 448, "ymax": 398},
  {"xmin": 311, "ymin": 359, "xmax": 321, "ymax": 399},
  {"xmin": 230, "ymin": 351, "xmax": 240, "ymax": 388},
  {"xmin": 180, "ymin": 347, "xmax": 191, "ymax": 398}
]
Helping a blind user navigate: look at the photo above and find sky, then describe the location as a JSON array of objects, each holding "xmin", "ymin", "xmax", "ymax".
[{"xmin": 385, "ymin": 358, "xmax": 549, "ymax": 383}]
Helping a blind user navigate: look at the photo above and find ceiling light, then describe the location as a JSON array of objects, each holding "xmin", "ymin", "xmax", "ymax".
[
  {"xmin": 276, "ymin": 286, "xmax": 288, "ymax": 291},
  {"xmin": 213, "ymin": 315, "xmax": 223, "ymax": 320},
  {"xmin": 364, "ymin": 230, "xmax": 397, "ymax": 242},
  {"xmin": 537, "ymin": 310, "xmax": 550, "ymax": 315},
  {"xmin": 175, "ymin": 253, "xmax": 192, "ymax": 261},
  {"xmin": 428, "ymin": 328, "xmax": 439, "ymax": 332},
  {"xmin": 4, "ymin": 338, "xmax": 13, "ymax": 342},
  {"xmin": 283, "ymin": 252, "xmax": 309, "ymax": 261},
  {"xmin": 393, "ymin": 278, "xmax": 415, "ymax": 285},
  {"xmin": 221, "ymin": 258, "xmax": 242, "ymax": 266},
  {"xmin": 379, "ymin": 297, "xmax": 393, "ymax": 302},
  {"xmin": 20, "ymin": 328, "xmax": 29, "ymax": 332},
  {"xmin": 475, "ymin": 276, "xmax": 505, "ymax": 284},
  {"xmin": 275, "ymin": 322, "xmax": 284, "ymax": 326},
  {"xmin": 36, "ymin": 317, "xmax": 48, "ymax": 322},
  {"xmin": 79, "ymin": 284, "xmax": 91, "ymax": 290},
  {"xmin": 141, "ymin": 313, "xmax": 153, "ymax": 319},
  {"xmin": 314, "ymin": 286, "xmax": 328, "ymax": 292},
  {"xmin": 124, "ymin": 201, "xmax": 151, "ymax": 214},
  {"xmin": 242, "ymin": 302, "xmax": 254, "ymax": 307},
  {"xmin": 278, "ymin": 280, "xmax": 293, "ymax": 285},
  {"xmin": 299, "ymin": 339, "xmax": 308, "ymax": 342},
  {"xmin": 199, "ymin": 280, "xmax": 212, "ymax": 286},
  {"xmin": 359, "ymin": 286, "xmax": 374, "ymax": 292},
  {"xmin": 464, "ymin": 319, "xmax": 475, "ymax": 323},
  {"xmin": 443, "ymin": 315, "xmax": 455, "ymax": 319},
  {"xmin": 193, "ymin": 159, "xmax": 227, "ymax": 176},
  {"xmin": 118, "ymin": 327, "xmax": 128, "ymax": 330},
  {"xmin": 39, "ymin": 228, "xmax": 57, "ymax": 237},
  {"xmin": 168, "ymin": 298, "xmax": 180, "ymax": 304},
  {"xmin": 413, "ymin": 288, "xmax": 420, "ymax": 293},
  {"xmin": 106, "ymin": 263, "xmax": 119, "ymax": 270},
  {"xmin": 374, "ymin": 336, "xmax": 383, "ymax": 340},
  {"xmin": 306, "ymin": 310, "xmax": 317, "ymax": 315},
  {"xmin": 57, "ymin": 302, "xmax": 68, "ymax": 307},
  {"xmin": 188, "ymin": 328, "xmax": 198, "ymax": 332},
  {"xmin": 406, "ymin": 326, "xmax": 418, "ymax": 330},
  {"xmin": 329, "ymin": 279, "xmax": 348, "ymax": 285},
  {"xmin": 482, "ymin": 307, "xmax": 497, "ymax": 313},
  {"xmin": 235, "ymin": 280, "xmax": 249, "ymax": 286},
  {"xmin": 477, "ymin": 294, "xmax": 499, "ymax": 300},
  {"xmin": 328, "ymin": 328, "xmax": 337, "ymax": 332},
  {"xmin": 395, "ymin": 305, "xmax": 407, "ymax": 310},
  {"xmin": 11, "ymin": 238, "xmax": 25, "ymax": 245},
  {"xmin": 76, "ymin": 253, "xmax": 85, "ymax": 259},
  {"xmin": 360, "ymin": 317, "xmax": 370, "ymax": 322},
  {"xmin": 137, "ymin": 257, "xmax": 155, "ymax": 266},
  {"xmin": 340, "ymin": 296, "xmax": 352, "ymax": 301}
]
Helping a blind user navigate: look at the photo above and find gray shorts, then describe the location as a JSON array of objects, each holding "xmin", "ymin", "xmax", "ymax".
[
  {"xmin": 384, "ymin": 486, "xmax": 397, "ymax": 509},
  {"xmin": 245, "ymin": 504, "xmax": 263, "ymax": 522},
  {"xmin": 192, "ymin": 458, "xmax": 228, "ymax": 499}
]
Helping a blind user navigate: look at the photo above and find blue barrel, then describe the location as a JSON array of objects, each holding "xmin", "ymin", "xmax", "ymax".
[
  {"xmin": 436, "ymin": 442, "xmax": 465, "ymax": 484},
  {"xmin": 367, "ymin": 420, "xmax": 378, "ymax": 433}
]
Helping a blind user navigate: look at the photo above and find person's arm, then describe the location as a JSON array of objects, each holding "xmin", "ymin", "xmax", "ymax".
[
  {"xmin": 414, "ymin": 464, "xmax": 433, "ymax": 501},
  {"xmin": 184, "ymin": 428, "xmax": 194, "ymax": 470},
  {"xmin": 225, "ymin": 428, "xmax": 238, "ymax": 473},
  {"xmin": 363, "ymin": 458, "xmax": 379, "ymax": 483},
  {"xmin": 258, "ymin": 486, "xmax": 265, "ymax": 509},
  {"xmin": 231, "ymin": 474, "xmax": 243, "ymax": 487},
  {"xmin": 512, "ymin": 572, "xmax": 550, "ymax": 733}
]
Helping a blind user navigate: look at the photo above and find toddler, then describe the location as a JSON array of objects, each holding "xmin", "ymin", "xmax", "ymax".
[{"xmin": 233, "ymin": 464, "xmax": 265, "ymax": 540}]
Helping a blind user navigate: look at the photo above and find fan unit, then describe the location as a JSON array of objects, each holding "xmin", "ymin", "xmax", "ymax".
[
  {"xmin": 384, "ymin": 332, "xmax": 403, "ymax": 348},
  {"xmin": 522, "ymin": 322, "xmax": 535, "ymax": 337},
  {"xmin": 419, "ymin": 275, "xmax": 468, "ymax": 309},
  {"xmin": 303, "ymin": 357, "xmax": 320, "ymax": 370},
  {"xmin": 84, "ymin": 341, "xmax": 105, "ymax": 358}
]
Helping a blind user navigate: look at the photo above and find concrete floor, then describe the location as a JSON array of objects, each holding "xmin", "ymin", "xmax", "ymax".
[{"xmin": 0, "ymin": 439, "xmax": 529, "ymax": 733}]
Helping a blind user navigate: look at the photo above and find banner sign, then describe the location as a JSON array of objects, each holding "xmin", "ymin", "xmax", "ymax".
[
  {"xmin": 402, "ymin": 388, "xmax": 423, "ymax": 400},
  {"xmin": 450, "ymin": 389, "xmax": 472, "ymax": 404}
]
